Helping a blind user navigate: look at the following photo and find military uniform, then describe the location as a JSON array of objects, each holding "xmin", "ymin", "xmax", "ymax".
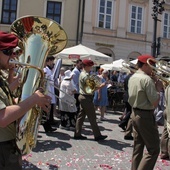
[
  {"xmin": 160, "ymin": 110, "xmax": 170, "ymax": 159},
  {"xmin": 160, "ymin": 86, "xmax": 170, "ymax": 159},
  {"xmin": 0, "ymin": 75, "xmax": 22, "ymax": 170},
  {"xmin": 128, "ymin": 69, "xmax": 160, "ymax": 170},
  {"xmin": 74, "ymin": 70, "xmax": 101, "ymax": 138}
]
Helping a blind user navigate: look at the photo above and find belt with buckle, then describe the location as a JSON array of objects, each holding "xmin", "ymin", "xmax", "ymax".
[{"xmin": 133, "ymin": 108, "xmax": 153, "ymax": 111}]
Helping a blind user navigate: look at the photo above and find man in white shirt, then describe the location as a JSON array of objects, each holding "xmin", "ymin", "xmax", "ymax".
[{"xmin": 71, "ymin": 59, "xmax": 82, "ymax": 113}]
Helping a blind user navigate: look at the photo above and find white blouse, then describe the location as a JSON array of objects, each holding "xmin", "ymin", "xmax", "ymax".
[{"xmin": 43, "ymin": 66, "xmax": 56, "ymax": 104}]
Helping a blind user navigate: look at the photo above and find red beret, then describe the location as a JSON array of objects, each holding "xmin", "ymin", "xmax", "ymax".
[
  {"xmin": 82, "ymin": 59, "xmax": 94, "ymax": 66},
  {"xmin": 137, "ymin": 54, "xmax": 155, "ymax": 64},
  {"xmin": 0, "ymin": 31, "xmax": 18, "ymax": 51}
]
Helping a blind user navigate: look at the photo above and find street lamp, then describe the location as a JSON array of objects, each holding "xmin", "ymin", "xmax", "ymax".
[{"xmin": 151, "ymin": 0, "xmax": 165, "ymax": 57}]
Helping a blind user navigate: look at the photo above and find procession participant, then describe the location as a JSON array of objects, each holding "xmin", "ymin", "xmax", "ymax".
[
  {"xmin": 59, "ymin": 70, "xmax": 77, "ymax": 130},
  {"xmin": 0, "ymin": 31, "xmax": 51, "ymax": 169},
  {"xmin": 74, "ymin": 59, "xmax": 108, "ymax": 141},
  {"xmin": 160, "ymin": 80, "xmax": 170, "ymax": 159},
  {"xmin": 93, "ymin": 69, "xmax": 109, "ymax": 121},
  {"xmin": 58, "ymin": 67, "xmax": 65, "ymax": 87},
  {"xmin": 0, "ymin": 51, "xmax": 21, "ymax": 92},
  {"xmin": 71, "ymin": 59, "xmax": 83, "ymax": 114},
  {"xmin": 118, "ymin": 67, "xmax": 134, "ymax": 140},
  {"xmin": 128, "ymin": 54, "xmax": 163, "ymax": 170},
  {"xmin": 42, "ymin": 56, "xmax": 57, "ymax": 132},
  {"xmin": 43, "ymin": 56, "xmax": 57, "ymax": 124},
  {"xmin": 160, "ymin": 110, "xmax": 170, "ymax": 160}
]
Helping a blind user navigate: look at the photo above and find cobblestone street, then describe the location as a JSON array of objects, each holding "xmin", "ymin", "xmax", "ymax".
[{"xmin": 22, "ymin": 109, "xmax": 170, "ymax": 170}]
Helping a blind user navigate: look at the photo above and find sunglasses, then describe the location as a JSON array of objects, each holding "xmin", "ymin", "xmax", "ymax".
[{"xmin": 2, "ymin": 49, "xmax": 13, "ymax": 56}]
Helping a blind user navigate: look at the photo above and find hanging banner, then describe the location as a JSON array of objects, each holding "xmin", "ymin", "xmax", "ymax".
[{"xmin": 68, "ymin": 54, "xmax": 80, "ymax": 59}]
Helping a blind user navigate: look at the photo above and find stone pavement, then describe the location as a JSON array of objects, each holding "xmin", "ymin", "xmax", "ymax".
[{"xmin": 22, "ymin": 109, "xmax": 170, "ymax": 170}]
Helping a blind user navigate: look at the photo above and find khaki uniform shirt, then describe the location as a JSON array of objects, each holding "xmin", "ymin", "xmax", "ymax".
[
  {"xmin": 79, "ymin": 70, "xmax": 90, "ymax": 95},
  {"xmin": 0, "ymin": 75, "xmax": 16, "ymax": 142},
  {"xmin": 128, "ymin": 69, "xmax": 159, "ymax": 110},
  {"xmin": 165, "ymin": 85, "xmax": 170, "ymax": 136}
]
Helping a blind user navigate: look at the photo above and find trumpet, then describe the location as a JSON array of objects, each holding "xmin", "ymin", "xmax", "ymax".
[
  {"xmin": 147, "ymin": 58, "xmax": 170, "ymax": 87},
  {"xmin": 122, "ymin": 61, "xmax": 138, "ymax": 73}
]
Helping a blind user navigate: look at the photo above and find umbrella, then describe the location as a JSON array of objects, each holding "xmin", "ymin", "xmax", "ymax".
[{"xmin": 55, "ymin": 44, "xmax": 113, "ymax": 65}]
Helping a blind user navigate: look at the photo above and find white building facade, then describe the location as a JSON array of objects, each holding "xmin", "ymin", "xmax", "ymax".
[
  {"xmin": 81, "ymin": 0, "xmax": 170, "ymax": 61},
  {"xmin": 0, "ymin": 0, "xmax": 170, "ymax": 62}
]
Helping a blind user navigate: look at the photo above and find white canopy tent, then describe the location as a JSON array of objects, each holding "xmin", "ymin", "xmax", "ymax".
[
  {"xmin": 55, "ymin": 44, "xmax": 113, "ymax": 65},
  {"xmin": 100, "ymin": 59, "xmax": 128, "ymax": 72}
]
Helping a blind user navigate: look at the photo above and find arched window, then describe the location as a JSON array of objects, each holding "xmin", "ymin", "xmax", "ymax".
[
  {"xmin": 97, "ymin": 47, "xmax": 115, "ymax": 61},
  {"xmin": 128, "ymin": 52, "xmax": 141, "ymax": 61}
]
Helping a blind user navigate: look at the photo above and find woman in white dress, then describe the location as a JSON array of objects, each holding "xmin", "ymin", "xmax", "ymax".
[{"xmin": 59, "ymin": 70, "xmax": 77, "ymax": 130}]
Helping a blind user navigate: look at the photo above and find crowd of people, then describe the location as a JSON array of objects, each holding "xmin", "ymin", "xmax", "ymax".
[{"xmin": 0, "ymin": 31, "xmax": 170, "ymax": 170}]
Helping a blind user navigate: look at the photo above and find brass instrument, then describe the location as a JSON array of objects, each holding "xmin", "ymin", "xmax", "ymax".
[
  {"xmin": 10, "ymin": 15, "xmax": 67, "ymax": 155},
  {"xmin": 84, "ymin": 75, "xmax": 102, "ymax": 94},
  {"xmin": 147, "ymin": 58, "xmax": 170, "ymax": 86},
  {"xmin": 10, "ymin": 59, "xmax": 76, "ymax": 106},
  {"xmin": 122, "ymin": 61, "xmax": 138, "ymax": 73}
]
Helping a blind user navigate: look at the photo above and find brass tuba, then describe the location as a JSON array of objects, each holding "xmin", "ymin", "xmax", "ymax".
[{"xmin": 10, "ymin": 15, "xmax": 67, "ymax": 155}]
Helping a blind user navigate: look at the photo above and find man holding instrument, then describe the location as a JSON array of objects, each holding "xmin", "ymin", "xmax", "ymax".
[
  {"xmin": 128, "ymin": 54, "xmax": 163, "ymax": 170},
  {"xmin": 0, "ymin": 31, "xmax": 51, "ymax": 169},
  {"xmin": 74, "ymin": 59, "xmax": 108, "ymax": 141}
]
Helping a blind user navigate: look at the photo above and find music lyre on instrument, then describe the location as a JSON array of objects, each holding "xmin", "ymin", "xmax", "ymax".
[{"xmin": 84, "ymin": 74, "xmax": 102, "ymax": 94}]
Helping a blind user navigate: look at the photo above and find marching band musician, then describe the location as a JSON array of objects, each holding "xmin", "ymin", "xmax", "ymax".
[
  {"xmin": 74, "ymin": 59, "xmax": 108, "ymax": 141},
  {"xmin": 160, "ymin": 87, "xmax": 170, "ymax": 159},
  {"xmin": 128, "ymin": 54, "xmax": 163, "ymax": 170},
  {"xmin": 160, "ymin": 110, "xmax": 170, "ymax": 160},
  {"xmin": 0, "ymin": 31, "xmax": 51, "ymax": 169}
]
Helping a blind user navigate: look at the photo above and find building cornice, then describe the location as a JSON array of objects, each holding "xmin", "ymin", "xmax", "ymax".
[
  {"xmin": 165, "ymin": 0, "xmax": 170, "ymax": 5},
  {"xmin": 164, "ymin": 0, "xmax": 170, "ymax": 10},
  {"xmin": 128, "ymin": 0, "xmax": 149, "ymax": 4}
]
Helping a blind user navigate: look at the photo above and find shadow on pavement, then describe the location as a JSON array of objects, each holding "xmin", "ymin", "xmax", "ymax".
[
  {"xmin": 106, "ymin": 109, "xmax": 124, "ymax": 115},
  {"xmin": 22, "ymin": 160, "xmax": 59, "ymax": 170},
  {"xmin": 48, "ymin": 164, "xmax": 59, "ymax": 170},
  {"xmin": 105, "ymin": 118, "xmax": 120, "ymax": 124},
  {"xmin": 41, "ymin": 131, "xmax": 71, "ymax": 141},
  {"xmin": 83, "ymin": 124, "xmax": 112, "ymax": 133},
  {"xmin": 33, "ymin": 140, "xmax": 72, "ymax": 152},
  {"xmin": 22, "ymin": 160, "xmax": 41, "ymax": 170},
  {"xmin": 96, "ymin": 139, "xmax": 133, "ymax": 151}
]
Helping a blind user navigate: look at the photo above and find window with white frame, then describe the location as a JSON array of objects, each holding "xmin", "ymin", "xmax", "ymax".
[
  {"xmin": 163, "ymin": 12, "xmax": 170, "ymax": 38},
  {"xmin": 46, "ymin": 1, "xmax": 62, "ymax": 24},
  {"xmin": 1, "ymin": 0, "xmax": 18, "ymax": 24},
  {"xmin": 130, "ymin": 5, "xmax": 143, "ymax": 34},
  {"xmin": 98, "ymin": 0, "xmax": 113, "ymax": 29}
]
